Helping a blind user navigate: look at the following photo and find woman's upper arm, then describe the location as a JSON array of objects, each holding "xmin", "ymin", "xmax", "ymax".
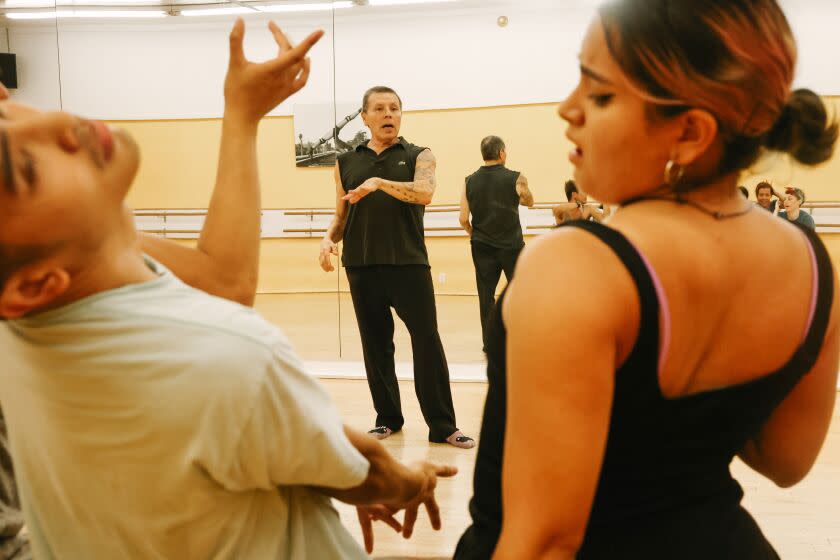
[
  {"xmin": 494, "ymin": 230, "xmax": 638, "ymax": 558},
  {"xmin": 740, "ymin": 273, "xmax": 839, "ymax": 487}
]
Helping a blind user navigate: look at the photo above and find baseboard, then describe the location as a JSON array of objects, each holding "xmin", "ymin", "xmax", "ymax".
[{"xmin": 305, "ymin": 361, "xmax": 488, "ymax": 382}]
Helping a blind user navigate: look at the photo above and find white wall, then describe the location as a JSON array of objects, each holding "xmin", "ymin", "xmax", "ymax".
[
  {"xmin": 6, "ymin": 0, "xmax": 840, "ymax": 119},
  {"xmin": 8, "ymin": 25, "xmax": 61, "ymax": 110}
]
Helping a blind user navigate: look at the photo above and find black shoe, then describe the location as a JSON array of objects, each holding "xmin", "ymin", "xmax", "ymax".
[{"xmin": 367, "ymin": 426, "xmax": 393, "ymax": 440}]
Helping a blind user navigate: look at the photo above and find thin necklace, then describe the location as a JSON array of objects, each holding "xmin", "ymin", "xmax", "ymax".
[{"xmin": 626, "ymin": 194, "xmax": 754, "ymax": 220}]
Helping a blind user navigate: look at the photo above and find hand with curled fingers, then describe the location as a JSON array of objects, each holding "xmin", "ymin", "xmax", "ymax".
[
  {"xmin": 343, "ymin": 177, "xmax": 381, "ymax": 205},
  {"xmin": 319, "ymin": 238, "xmax": 338, "ymax": 272},
  {"xmin": 355, "ymin": 461, "xmax": 458, "ymax": 554},
  {"xmin": 224, "ymin": 18, "xmax": 324, "ymax": 125}
]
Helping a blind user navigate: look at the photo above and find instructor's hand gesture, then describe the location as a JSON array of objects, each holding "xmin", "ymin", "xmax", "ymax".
[
  {"xmin": 224, "ymin": 18, "xmax": 324, "ymax": 126},
  {"xmin": 344, "ymin": 177, "xmax": 381, "ymax": 204}
]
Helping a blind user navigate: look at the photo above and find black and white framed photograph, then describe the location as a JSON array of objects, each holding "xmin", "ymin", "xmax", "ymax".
[{"xmin": 294, "ymin": 103, "xmax": 368, "ymax": 167}]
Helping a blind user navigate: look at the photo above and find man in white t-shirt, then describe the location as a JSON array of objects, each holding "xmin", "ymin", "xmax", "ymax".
[{"xmin": 0, "ymin": 20, "xmax": 454, "ymax": 560}]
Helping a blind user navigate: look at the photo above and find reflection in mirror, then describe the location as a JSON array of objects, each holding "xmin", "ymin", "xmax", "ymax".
[
  {"xmin": 49, "ymin": 2, "xmax": 342, "ymax": 361},
  {"xmin": 332, "ymin": 0, "xmax": 579, "ymax": 369}
]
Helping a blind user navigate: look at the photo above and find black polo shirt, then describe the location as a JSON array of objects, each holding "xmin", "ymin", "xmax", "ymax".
[
  {"xmin": 466, "ymin": 164, "xmax": 524, "ymax": 250},
  {"xmin": 338, "ymin": 137, "xmax": 430, "ymax": 267}
]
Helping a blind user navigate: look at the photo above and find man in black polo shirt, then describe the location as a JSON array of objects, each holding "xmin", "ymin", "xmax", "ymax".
[
  {"xmin": 459, "ymin": 136, "xmax": 533, "ymax": 352},
  {"xmin": 319, "ymin": 86, "xmax": 474, "ymax": 449}
]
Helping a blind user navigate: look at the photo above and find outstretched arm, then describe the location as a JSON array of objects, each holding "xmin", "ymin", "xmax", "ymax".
[
  {"xmin": 343, "ymin": 149, "xmax": 437, "ymax": 206},
  {"xmin": 140, "ymin": 20, "xmax": 323, "ymax": 306}
]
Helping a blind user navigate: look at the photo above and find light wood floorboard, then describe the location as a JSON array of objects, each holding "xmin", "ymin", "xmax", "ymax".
[{"xmin": 321, "ymin": 379, "xmax": 840, "ymax": 559}]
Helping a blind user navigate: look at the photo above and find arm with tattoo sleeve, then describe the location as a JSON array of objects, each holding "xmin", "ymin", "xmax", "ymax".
[
  {"xmin": 343, "ymin": 149, "xmax": 437, "ymax": 206},
  {"xmin": 516, "ymin": 174, "xmax": 534, "ymax": 207}
]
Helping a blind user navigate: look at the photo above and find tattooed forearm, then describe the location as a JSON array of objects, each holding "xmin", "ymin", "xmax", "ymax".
[
  {"xmin": 517, "ymin": 174, "xmax": 534, "ymax": 207},
  {"xmin": 375, "ymin": 149, "xmax": 437, "ymax": 205}
]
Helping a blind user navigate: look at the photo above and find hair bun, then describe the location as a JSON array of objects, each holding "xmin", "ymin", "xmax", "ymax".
[{"xmin": 764, "ymin": 88, "xmax": 838, "ymax": 165}]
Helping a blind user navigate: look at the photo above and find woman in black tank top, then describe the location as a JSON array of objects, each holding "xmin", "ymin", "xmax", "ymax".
[{"xmin": 456, "ymin": 2, "xmax": 839, "ymax": 559}]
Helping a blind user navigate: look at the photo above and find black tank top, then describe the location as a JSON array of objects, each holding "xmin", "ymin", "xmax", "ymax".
[
  {"xmin": 466, "ymin": 165, "xmax": 524, "ymax": 250},
  {"xmin": 455, "ymin": 220, "xmax": 833, "ymax": 560},
  {"xmin": 338, "ymin": 138, "xmax": 429, "ymax": 267}
]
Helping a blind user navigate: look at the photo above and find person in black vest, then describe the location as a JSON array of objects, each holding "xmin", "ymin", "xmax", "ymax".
[
  {"xmin": 459, "ymin": 136, "xmax": 533, "ymax": 352},
  {"xmin": 319, "ymin": 86, "xmax": 474, "ymax": 449}
]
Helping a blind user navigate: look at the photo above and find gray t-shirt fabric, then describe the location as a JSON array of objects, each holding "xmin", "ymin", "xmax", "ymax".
[
  {"xmin": 779, "ymin": 210, "xmax": 816, "ymax": 230},
  {"xmin": 0, "ymin": 412, "xmax": 29, "ymax": 560},
  {"xmin": 0, "ymin": 258, "xmax": 370, "ymax": 560}
]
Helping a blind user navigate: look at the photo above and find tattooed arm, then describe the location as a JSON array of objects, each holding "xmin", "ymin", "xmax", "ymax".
[
  {"xmin": 516, "ymin": 173, "xmax": 534, "ymax": 207},
  {"xmin": 343, "ymin": 149, "xmax": 437, "ymax": 206}
]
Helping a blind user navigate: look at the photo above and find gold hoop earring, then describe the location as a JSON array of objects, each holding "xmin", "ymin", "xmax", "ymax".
[{"xmin": 664, "ymin": 160, "xmax": 685, "ymax": 187}]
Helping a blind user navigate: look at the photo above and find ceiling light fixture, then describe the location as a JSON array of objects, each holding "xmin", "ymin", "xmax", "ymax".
[
  {"xmin": 367, "ymin": 0, "xmax": 459, "ymax": 5},
  {"xmin": 2, "ymin": 0, "xmax": 53, "ymax": 7},
  {"xmin": 258, "ymin": 1, "xmax": 353, "ymax": 12},
  {"xmin": 6, "ymin": 8, "xmax": 166, "ymax": 18},
  {"xmin": 180, "ymin": 5, "xmax": 255, "ymax": 16}
]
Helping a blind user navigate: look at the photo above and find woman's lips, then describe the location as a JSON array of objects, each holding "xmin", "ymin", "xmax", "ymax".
[{"xmin": 569, "ymin": 146, "xmax": 583, "ymax": 165}]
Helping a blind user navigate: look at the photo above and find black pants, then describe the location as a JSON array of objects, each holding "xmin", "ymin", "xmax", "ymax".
[
  {"xmin": 470, "ymin": 241, "xmax": 523, "ymax": 351},
  {"xmin": 345, "ymin": 265, "xmax": 457, "ymax": 442}
]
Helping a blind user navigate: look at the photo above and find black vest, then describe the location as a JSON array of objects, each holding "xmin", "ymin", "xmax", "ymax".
[
  {"xmin": 338, "ymin": 138, "xmax": 429, "ymax": 267},
  {"xmin": 466, "ymin": 165, "xmax": 524, "ymax": 249}
]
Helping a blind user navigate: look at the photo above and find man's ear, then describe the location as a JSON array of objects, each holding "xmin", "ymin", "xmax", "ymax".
[{"xmin": 0, "ymin": 265, "xmax": 71, "ymax": 319}]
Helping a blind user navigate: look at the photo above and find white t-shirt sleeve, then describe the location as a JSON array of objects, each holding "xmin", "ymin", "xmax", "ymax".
[{"xmin": 205, "ymin": 343, "xmax": 370, "ymax": 492}]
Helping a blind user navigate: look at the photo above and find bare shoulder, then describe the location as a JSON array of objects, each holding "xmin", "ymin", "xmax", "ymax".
[{"xmin": 508, "ymin": 228, "xmax": 640, "ymax": 350}]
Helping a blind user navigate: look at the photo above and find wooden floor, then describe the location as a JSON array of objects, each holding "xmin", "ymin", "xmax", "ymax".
[{"xmin": 321, "ymin": 379, "xmax": 840, "ymax": 560}]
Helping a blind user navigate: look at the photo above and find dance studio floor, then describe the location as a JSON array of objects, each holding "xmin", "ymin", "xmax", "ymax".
[{"xmin": 321, "ymin": 379, "xmax": 839, "ymax": 559}]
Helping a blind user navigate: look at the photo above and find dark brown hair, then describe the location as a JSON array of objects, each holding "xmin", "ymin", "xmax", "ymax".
[
  {"xmin": 754, "ymin": 181, "xmax": 774, "ymax": 197},
  {"xmin": 565, "ymin": 180, "xmax": 579, "ymax": 202},
  {"xmin": 598, "ymin": 0, "xmax": 837, "ymax": 178}
]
